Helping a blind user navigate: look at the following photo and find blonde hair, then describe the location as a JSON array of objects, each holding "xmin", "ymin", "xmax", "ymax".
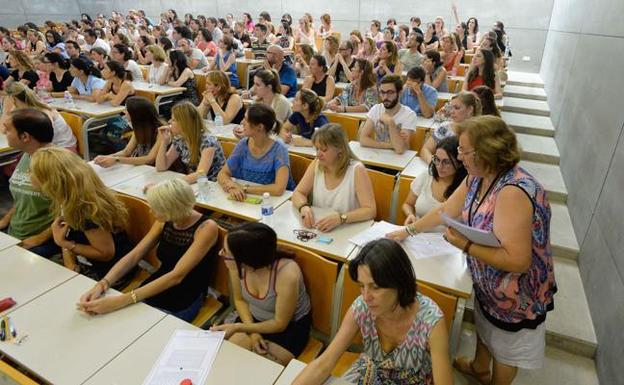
[
  {"xmin": 30, "ymin": 147, "xmax": 128, "ymax": 232},
  {"xmin": 451, "ymin": 91, "xmax": 482, "ymax": 117},
  {"xmin": 312, "ymin": 123, "xmax": 358, "ymax": 177},
  {"xmin": 172, "ymin": 101, "xmax": 206, "ymax": 166},
  {"xmin": 9, "ymin": 50, "xmax": 35, "ymax": 71},
  {"xmin": 146, "ymin": 178, "xmax": 196, "ymax": 222},
  {"xmin": 455, "ymin": 116, "xmax": 520, "ymax": 174},
  {"xmin": 6, "ymin": 82, "xmax": 51, "ymax": 111},
  {"xmin": 146, "ymin": 44, "xmax": 167, "ymax": 62}
]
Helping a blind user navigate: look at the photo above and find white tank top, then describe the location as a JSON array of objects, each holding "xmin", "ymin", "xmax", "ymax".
[
  {"xmin": 312, "ymin": 160, "xmax": 360, "ymax": 214},
  {"xmin": 52, "ymin": 111, "xmax": 78, "ymax": 149}
]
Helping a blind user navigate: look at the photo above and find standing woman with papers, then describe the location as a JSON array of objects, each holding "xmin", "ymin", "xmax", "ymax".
[{"xmin": 387, "ymin": 116, "xmax": 557, "ymax": 385}]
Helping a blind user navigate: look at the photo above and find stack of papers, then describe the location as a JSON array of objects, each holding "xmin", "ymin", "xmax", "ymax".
[
  {"xmin": 142, "ymin": 329, "xmax": 225, "ymax": 385},
  {"xmin": 349, "ymin": 221, "xmax": 460, "ymax": 260}
]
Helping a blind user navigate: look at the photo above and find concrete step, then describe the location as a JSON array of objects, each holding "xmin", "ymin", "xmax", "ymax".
[
  {"xmin": 462, "ymin": 257, "xmax": 597, "ymax": 359},
  {"xmin": 455, "ymin": 324, "xmax": 599, "ymax": 385},
  {"xmin": 503, "ymin": 84, "xmax": 548, "ymax": 100},
  {"xmin": 516, "ymin": 133, "xmax": 560, "ymax": 165},
  {"xmin": 519, "ymin": 160, "xmax": 567, "ymax": 204},
  {"xmin": 502, "ymin": 97, "xmax": 551, "ymax": 116},
  {"xmin": 550, "ymin": 203, "xmax": 580, "ymax": 261},
  {"xmin": 501, "ymin": 111, "xmax": 555, "ymax": 137},
  {"xmin": 506, "ymin": 71, "xmax": 545, "ymax": 88}
]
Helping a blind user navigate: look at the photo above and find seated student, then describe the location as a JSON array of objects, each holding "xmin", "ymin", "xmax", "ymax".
[
  {"xmin": 247, "ymin": 69, "xmax": 292, "ymax": 124},
  {"xmin": 6, "ymin": 50, "xmax": 39, "ymax": 89},
  {"xmin": 251, "ymin": 23, "xmax": 271, "ymax": 59},
  {"xmin": 206, "ymin": 36, "xmax": 240, "ymax": 89},
  {"xmin": 30, "ymin": 147, "xmax": 133, "ymax": 284},
  {"xmin": 66, "ymin": 57, "xmax": 106, "ymax": 102},
  {"xmin": 462, "ymin": 49, "xmax": 502, "ymax": 99},
  {"xmin": 2, "ymin": 83, "xmax": 77, "ymax": 150},
  {"xmin": 302, "ymin": 54, "xmax": 335, "ymax": 102},
  {"xmin": 198, "ymin": 70, "xmax": 245, "ymax": 124},
  {"xmin": 145, "ymin": 44, "xmax": 169, "ymax": 85},
  {"xmin": 273, "ymin": 21, "xmax": 294, "ymax": 50},
  {"xmin": 420, "ymin": 92, "xmax": 481, "ymax": 164},
  {"xmin": 156, "ymin": 101, "xmax": 225, "ymax": 183},
  {"xmin": 78, "ymin": 179, "xmax": 219, "ymax": 322},
  {"xmin": 95, "ymin": 60, "xmax": 136, "ymax": 106},
  {"xmin": 211, "ymin": 222, "xmax": 311, "ymax": 364},
  {"xmin": 293, "ymin": 238, "xmax": 453, "ymax": 385},
  {"xmin": 0, "ymin": 109, "xmax": 58, "ymax": 257},
  {"xmin": 264, "ymin": 45, "xmax": 297, "ymax": 98},
  {"xmin": 280, "ymin": 89, "xmax": 328, "ymax": 147},
  {"xmin": 328, "ymin": 40, "xmax": 355, "ymax": 84},
  {"xmin": 291, "ymin": 123, "xmax": 376, "ymax": 232},
  {"xmin": 294, "ymin": 43, "xmax": 314, "ymax": 79},
  {"xmin": 422, "ymin": 49, "xmax": 449, "ymax": 92},
  {"xmin": 440, "ymin": 33, "xmax": 463, "ymax": 75},
  {"xmin": 165, "ymin": 50, "xmax": 201, "ymax": 110},
  {"xmin": 217, "ymin": 103, "xmax": 295, "ymax": 200},
  {"xmin": 111, "ymin": 43, "xmax": 144, "ymax": 81},
  {"xmin": 401, "ymin": 137, "xmax": 466, "ymax": 232},
  {"xmin": 472, "ymin": 85, "xmax": 501, "ymax": 117},
  {"xmin": 400, "ymin": 65, "xmax": 438, "ymax": 118},
  {"xmin": 359, "ymin": 75, "xmax": 419, "ymax": 154},
  {"xmin": 398, "ymin": 32, "xmax": 424, "ymax": 72},
  {"xmin": 326, "ymin": 59, "xmax": 378, "ymax": 113},
  {"xmin": 373, "ymin": 41, "xmax": 403, "ymax": 83},
  {"xmin": 196, "ymin": 28, "xmax": 218, "ymax": 58},
  {"xmin": 89, "ymin": 47, "xmax": 109, "ymax": 72},
  {"xmin": 43, "ymin": 52, "xmax": 73, "ymax": 92},
  {"xmin": 93, "ymin": 96, "xmax": 163, "ymax": 167},
  {"xmin": 177, "ymin": 38, "xmax": 208, "ymax": 70}
]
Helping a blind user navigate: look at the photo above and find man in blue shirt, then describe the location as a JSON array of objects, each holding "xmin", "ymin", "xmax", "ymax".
[
  {"xmin": 399, "ymin": 66, "xmax": 437, "ymax": 118},
  {"xmin": 265, "ymin": 45, "xmax": 298, "ymax": 98}
]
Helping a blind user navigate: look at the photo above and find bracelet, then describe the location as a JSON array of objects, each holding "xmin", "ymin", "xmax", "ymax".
[
  {"xmin": 100, "ymin": 277, "xmax": 111, "ymax": 290},
  {"xmin": 463, "ymin": 240, "xmax": 473, "ymax": 254},
  {"xmin": 405, "ymin": 224, "xmax": 418, "ymax": 237},
  {"xmin": 298, "ymin": 203, "xmax": 310, "ymax": 213},
  {"xmin": 130, "ymin": 290, "xmax": 138, "ymax": 304}
]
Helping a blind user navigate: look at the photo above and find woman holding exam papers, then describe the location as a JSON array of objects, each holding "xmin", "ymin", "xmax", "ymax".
[{"xmin": 387, "ymin": 116, "xmax": 557, "ymax": 385}]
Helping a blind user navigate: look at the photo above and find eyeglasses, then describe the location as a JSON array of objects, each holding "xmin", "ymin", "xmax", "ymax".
[
  {"xmin": 432, "ymin": 155, "xmax": 454, "ymax": 168},
  {"xmin": 293, "ymin": 229, "xmax": 317, "ymax": 242},
  {"xmin": 379, "ymin": 90, "xmax": 397, "ymax": 96},
  {"xmin": 457, "ymin": 146, "xmax": 477, "ymax": 156}
]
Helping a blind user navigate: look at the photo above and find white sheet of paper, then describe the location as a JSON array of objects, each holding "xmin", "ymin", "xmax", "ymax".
[
  {"xmin": 142, "ymin": 329, "xmax": 225, "ymax": 385},
  {"xmin": 440, "ymin": 213, "xmax": 501, "ymax": 247},
  {"xmin": 349, "ymin": 221, "xmax": 460, "ymax": 260}
]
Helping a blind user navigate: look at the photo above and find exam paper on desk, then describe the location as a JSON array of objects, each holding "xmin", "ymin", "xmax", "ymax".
[{"xmin": 349, "ymin": 221, "xmax": 460, "ymax": 260}]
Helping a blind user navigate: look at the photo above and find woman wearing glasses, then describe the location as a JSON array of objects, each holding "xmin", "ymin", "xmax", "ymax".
[
  {"xmin": 400, "ymin": 137, "xmax": 466, "ymax": 232},
  {"xmin": 387, "ymin": 116, "xmax": 556, "ymax": 385},
  {"xmin": 291, "ymin": 123, "xmax": 376, "ymax": 233},
  {"xmin": 212, "ymin": 222, "xmax": 311, "ymax": 365}
]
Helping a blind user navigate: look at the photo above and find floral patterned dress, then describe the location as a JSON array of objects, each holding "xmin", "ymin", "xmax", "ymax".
[{"xmin": 342, "ymin": 294, "xmax": 443, "ymax": 385}]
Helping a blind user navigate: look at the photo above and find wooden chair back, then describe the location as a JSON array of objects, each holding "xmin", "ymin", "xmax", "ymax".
[
  {"xmin": 115, "ymin": 193, "xmax": 159, "ymax": 268},
  {"xmin": 140, "ymin": 66, "xmax": 149, "ymax": 80},
  {"xmin": 395, "ymin": 176, "xmax": 414, "ymax": 225},
  {"xmin": 279, "ymin": 241, "xmax": 338, "ymax": 337},
  {"xmin": 213, "ymin": 226, "xmax": 230, "ymax": 297},
  {"xmin": 326, "ymin": 114, "xmax": 361, "ymax": 141},
  {"xmin": 366, "ymin": 168, "xmax": 395, "ymax": 222},
  {"xmin": 289, "ymin": 153, "xmax": 313, "ymax": 185},
  {"xmin": 409, "ymin": 126, "xmax": 428, "ymax": 153},
  {"xmin": 219, "ymin": 140, "xmax": 236, "ymax": 158},
  {"xmin": 418, "ymin": 283, "xmax": 457, "ymax": 332},
  {"xmin": 60, "ymin": 111, "xmax": 85, "ymax": 157}
]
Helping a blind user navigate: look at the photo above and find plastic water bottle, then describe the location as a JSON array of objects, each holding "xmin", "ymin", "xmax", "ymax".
[
  {"xmin": 63, "ymin": 90, "xmax": 74, "ymax": 108},
  {"xmin": 214, "ymin": 114, "xmax": 224, "ymax": 127},
  {"xmin": 197, "ymin": 173, "xmax": 210, "ymax": 201},
  {"xmin": 261, "ymin": 192, "xmax": 273, "ymax": 225}
]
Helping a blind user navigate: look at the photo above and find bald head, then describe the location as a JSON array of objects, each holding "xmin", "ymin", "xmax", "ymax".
[{"xmin": 266, "ymin": 44, "xmax": 284, "ymax": 65}]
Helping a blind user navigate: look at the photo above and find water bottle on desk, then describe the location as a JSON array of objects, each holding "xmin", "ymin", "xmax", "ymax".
[
  {"xmin": 197, "ymin": 172, "xmax": 210, "ymax": 201},
  {"xmin": 63, "ymin": 91, "xmax": 75, "ymax": 108},
  {"xmin": 214, "ymin": 114, "xmax": 224, "ymax": 127},
  {"xmin": 261, "ymin": 192, "xmax": 273, "ymax": 225}
]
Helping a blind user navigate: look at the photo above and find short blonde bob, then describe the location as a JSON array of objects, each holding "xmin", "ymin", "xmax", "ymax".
[{"xmin": 146, "ymin": 178, "xmax": 196, "ymax": 222}]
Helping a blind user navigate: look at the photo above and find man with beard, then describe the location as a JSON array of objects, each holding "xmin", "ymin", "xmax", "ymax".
[
  {"xmin": 398, "ymin": 32, "xmax": 424, "ymax": 72},
  {"xmin": 359, "ymin": 75, "xmax": 418, "ymax": 154}
]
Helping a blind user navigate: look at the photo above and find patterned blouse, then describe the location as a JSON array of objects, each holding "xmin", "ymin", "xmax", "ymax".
[
  {"xmin": 342, "ymin": 294, "xmax": 443, "ymax": 385},
  {"xmin": 171, "ymin": 130, "xmax": 225, "ymax": 181},
  {"xmin": 462, "ymin": 166, "xmax": 557, "ymax": 330},
  {"xmin": 338, "ymin": 83, "xmax": 379, "ymax": 111}
]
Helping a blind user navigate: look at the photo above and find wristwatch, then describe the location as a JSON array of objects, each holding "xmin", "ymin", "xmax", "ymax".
[
  {"xmin": 243, "ymin": 184, "xmax": 250, "ymax": 193},
  {"xmin": 340, "ymin": 213, "xmax": 348, "ymax": 224}
]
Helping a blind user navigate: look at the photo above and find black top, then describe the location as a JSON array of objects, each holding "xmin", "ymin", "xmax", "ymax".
[
  {"xmin": 335, "ymin": 60, "xmax": 355, "ymax": 83},
  {"xmin": 10, "ymin": 69, "xmax": 39, "ymax": 89},
  {"xmin": 66, "ymin": 220, "xmax": 132, "ymax": 281},
  {"xmin": 209, "ymin": 95, "xmax": 246, "ymax": 124},
  {"xmin": 50, "ymin": 71, "xmax": 74, "ymax": 92},
  {"xmin": 143, "ymin": 214, "xmax": 218, "ymax": 312},
  {"xmin": 311, "ymin": 74, "xmax": 329, "ymax": 98}
]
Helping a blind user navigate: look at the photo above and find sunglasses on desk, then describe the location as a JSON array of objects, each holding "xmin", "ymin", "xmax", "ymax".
[{"xmin": 293, "ymin": 229, "xmax": 317, "ymax": 242}]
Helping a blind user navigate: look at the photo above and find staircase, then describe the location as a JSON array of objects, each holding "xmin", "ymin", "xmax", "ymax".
[{"xmin": 454, "ymin": 70, "xmax": 599, "ymax": 384}]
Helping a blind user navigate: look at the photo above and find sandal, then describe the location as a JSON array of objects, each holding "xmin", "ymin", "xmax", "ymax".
[{"xmin": 453, "ymin": 356, "xmax": 491, "ymax": 385}]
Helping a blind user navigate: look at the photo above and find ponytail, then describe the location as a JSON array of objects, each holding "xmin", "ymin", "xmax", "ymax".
[{"xmin": 298, "ymin": 89, "xmax": 325, "ymax": 120}]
